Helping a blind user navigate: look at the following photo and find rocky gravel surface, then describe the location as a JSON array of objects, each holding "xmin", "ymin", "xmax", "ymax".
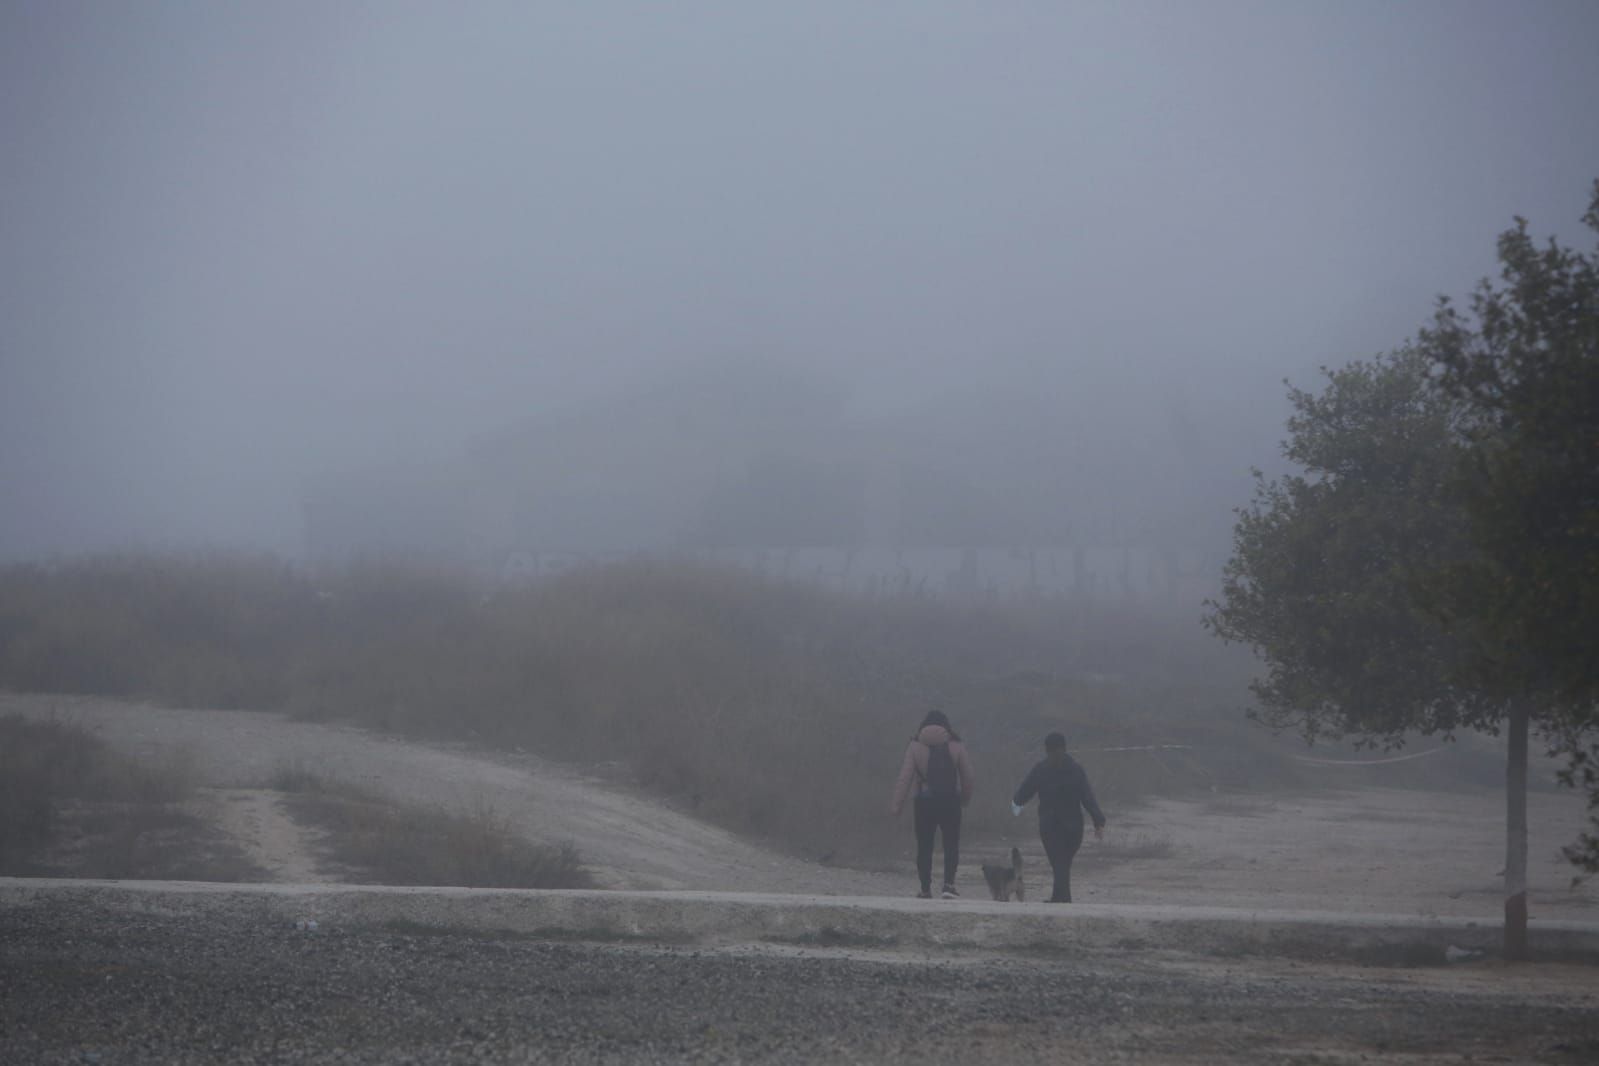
[{"xmin": 4, "ymin": 895, "xmax": 1598, "ymax": 1064}]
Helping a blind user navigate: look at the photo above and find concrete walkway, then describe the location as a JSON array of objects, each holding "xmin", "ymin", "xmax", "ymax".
[{"xmin": 6, "ymin": 877, "xmax": 1597, "ymax": 962}]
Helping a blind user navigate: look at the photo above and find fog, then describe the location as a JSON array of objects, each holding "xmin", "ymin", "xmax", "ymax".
[{"xmin": 3, "ymin": 1, "xmax": 1597, "ymax": 571}]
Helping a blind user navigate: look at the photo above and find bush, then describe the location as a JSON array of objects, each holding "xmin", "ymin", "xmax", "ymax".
[
  {"xmin": 0, "ymin": 553, "xmax": 315, "ymax": 708},
  {"xmin": 0, "ymin": 713, "xmax": 250, "ymax": 879},
  {"xmin": 277, "ymin": 771, "xmax": 592, "ymax": 889}
]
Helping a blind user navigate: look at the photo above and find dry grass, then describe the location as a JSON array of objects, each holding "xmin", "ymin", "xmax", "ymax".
[
  {"xmin": 274, "ymin": 768, "xmax": 592, "ymax": 889},
  {"xmin": 0, "ymin": 552, "xmax": 313, "ymax": 709},
  {"xmin": 0, "ymin": 553, "xmax": 1288, "ymax": 865},
  {"xmin": 0, "ymin": 714, "xmax": 262, "ymax": 880}
]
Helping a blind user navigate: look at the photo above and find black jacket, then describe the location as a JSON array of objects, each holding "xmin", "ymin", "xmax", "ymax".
[{"xmin": 1013, "ymin": 753, "xmax": 1106, "ymax": 831}]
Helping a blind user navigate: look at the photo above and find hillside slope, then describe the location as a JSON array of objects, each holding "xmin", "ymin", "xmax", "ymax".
[{"xmin": 6, "ymin": 693, "xmax": 1594, "ymax": 918}]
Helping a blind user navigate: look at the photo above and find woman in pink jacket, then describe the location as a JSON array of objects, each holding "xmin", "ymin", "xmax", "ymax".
[{"xmin": 888, "ymin": 709, "xmax": 975, "ymax": 899}]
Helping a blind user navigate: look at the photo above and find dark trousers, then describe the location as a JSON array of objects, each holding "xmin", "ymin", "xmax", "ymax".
[
  {"xmin": 1040, "ymin": 817, "xmax": 1085, "ymax": 902},
  {"xmin": 913, "ymin": 792, "xmax": 962, "ymax": 890}
]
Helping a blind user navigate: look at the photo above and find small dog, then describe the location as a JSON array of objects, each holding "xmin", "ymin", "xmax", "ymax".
[{"xmin": 981, "ymin": 847, "xmax": 1025, "ymax": 902}]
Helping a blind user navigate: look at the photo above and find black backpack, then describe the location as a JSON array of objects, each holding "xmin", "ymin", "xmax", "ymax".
[{"xmin": 923, "ymin": 741, "xmax": 959, "ymax": 797}]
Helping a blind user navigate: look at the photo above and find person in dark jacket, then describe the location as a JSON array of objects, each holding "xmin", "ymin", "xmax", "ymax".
[
  {"xmin": 1011, "ymin": 732, "xmax": 1106, "ymax": 903},
  {"xmin": 889, "ymin": 709, "xmax": 975, "ymax": 899}
]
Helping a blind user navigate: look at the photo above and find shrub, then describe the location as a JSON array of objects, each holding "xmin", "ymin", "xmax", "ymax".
[
  {"xmin": 278, "ymin": 771, "xmax": 592, "ymax": 889},
  {"xmin": 0, "ymin": 713, "xmax": 250, "ymax": 879}
]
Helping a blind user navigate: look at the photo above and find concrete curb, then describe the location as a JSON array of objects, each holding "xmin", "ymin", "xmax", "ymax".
[{"xmin": 5, "ymin": 878, "xmax": 1597, "ymax": 963}]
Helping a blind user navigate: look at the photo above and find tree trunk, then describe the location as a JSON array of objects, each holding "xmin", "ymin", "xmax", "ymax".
[{"xmin": 1504, "ymin": 702, "xmax": 1530, "ymax": 960}]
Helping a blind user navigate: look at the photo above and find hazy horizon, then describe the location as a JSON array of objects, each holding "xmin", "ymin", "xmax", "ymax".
[{"xmin": 4, "ymin": 1, "xmax": 1597, "ymax": 563}]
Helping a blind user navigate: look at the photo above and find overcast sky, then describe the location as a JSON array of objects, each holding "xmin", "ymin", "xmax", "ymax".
[{"xmin": 2, "ymin": 1, "xmax": 1596, "ymax": 561}]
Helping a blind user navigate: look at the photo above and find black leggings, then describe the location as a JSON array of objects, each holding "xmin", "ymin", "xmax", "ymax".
[
  {"xmin": 1040, "ymin": 818, "xmax": 1085, "ymax": 902},
  {"xmin": 913, "ymin": 793, "xmax": 962, "ymax": 890}
]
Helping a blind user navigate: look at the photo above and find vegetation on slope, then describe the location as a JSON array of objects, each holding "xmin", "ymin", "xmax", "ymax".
[{"xmin": 0, "ymin": 553, "xmax": 1472, "ymax": 863}]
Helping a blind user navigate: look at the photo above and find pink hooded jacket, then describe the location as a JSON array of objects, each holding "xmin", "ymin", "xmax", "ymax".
[{"xmin": 888, "ymin": 723, "xmax": 975, "ymax": 815}]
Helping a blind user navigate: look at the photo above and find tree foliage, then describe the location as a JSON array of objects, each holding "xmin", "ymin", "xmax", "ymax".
[
  {"xmin": 1204, "ymin": 350, "xmax": 1495, "ymax": 744},
  {"xmin": 1418, "ymin": 180, "xmax": 1599, "ymax": 868},
  {"xmin": 1208, "ymin": 181, "xmax": 1599, "ymax": 872}
]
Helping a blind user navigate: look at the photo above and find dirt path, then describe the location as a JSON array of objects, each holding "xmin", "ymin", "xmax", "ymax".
[
  {"xmin": 1076, "ymin": 789, "xmax": 1597, "ymax": 919},
  {"xmin": 7, "ymin": 692, "xmax": 1595, "ymax": 918},
  {"xmin": 4, "ymin": 693, "xmax": 895, "ymax": 894},
  {"xmin": 190, "ymin": 788, "xmax": 325, "ymax": 883}
]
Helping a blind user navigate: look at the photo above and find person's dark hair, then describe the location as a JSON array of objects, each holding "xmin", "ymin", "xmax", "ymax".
[
  {"xmin": 1044, "ymin": 731, "xmax": 1067, "ymax": 753},
  {"xmin": 917, "ymin": 708, "xmax": 960, "ymax": 742}
]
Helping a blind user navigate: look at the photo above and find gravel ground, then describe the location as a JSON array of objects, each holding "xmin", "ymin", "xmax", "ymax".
[{"xmin": 4, "ymin": 896, "xmax": 1597, "ymax": 1065}]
